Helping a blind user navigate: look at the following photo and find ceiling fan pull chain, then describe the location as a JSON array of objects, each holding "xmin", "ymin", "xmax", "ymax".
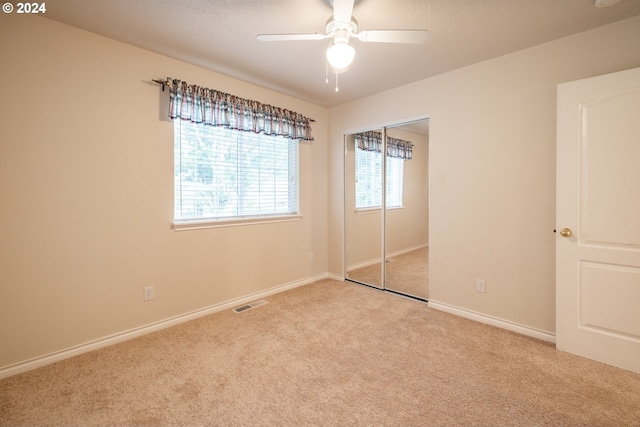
[
  {"xmin": 325, "ymin": 59, "xmax": 329, "ymax": 84},
  {"xmin": 335, "ymin": 72, "xmax": 339, "ymax": 92}
]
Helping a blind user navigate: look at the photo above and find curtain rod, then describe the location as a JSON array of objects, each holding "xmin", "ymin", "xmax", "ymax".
[{"xmin": 152, "ymin": 79, "xmax": 169, "ymax": 91}]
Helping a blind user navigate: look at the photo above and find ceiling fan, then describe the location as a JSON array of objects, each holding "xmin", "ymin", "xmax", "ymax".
[{"xmin": 256, "ymin": 0, "xmax": 428, "ymax": 90}]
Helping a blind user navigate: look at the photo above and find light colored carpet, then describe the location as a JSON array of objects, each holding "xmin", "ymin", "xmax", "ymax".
[
  {"xmin": 2, "ymin": 279, "xmax": 640, "ymax": 426},
  {"xmin": 386, "ymin": 247, "xmax": 428, "ymax": 298},
  {"xmin": 348, "ymin": 247, "xmax": 428, "ymax": 299}
]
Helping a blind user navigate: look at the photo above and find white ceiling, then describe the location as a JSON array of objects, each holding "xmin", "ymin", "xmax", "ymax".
[{"xmin": 43, "ymin": 0, "xmax": 640, "ymax": 107}]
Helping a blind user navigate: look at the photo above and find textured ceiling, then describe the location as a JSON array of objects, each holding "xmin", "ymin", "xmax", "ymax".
[{"xmin": 42, "ymin": 0, "xmax": 640, "ymax": 107}]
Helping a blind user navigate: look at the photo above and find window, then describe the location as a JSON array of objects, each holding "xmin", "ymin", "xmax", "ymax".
[
  {"xmin": 355, "ymin": 146, "xmax": 403, "ymax": 210},
  {"xmin": 174, "ymin": 120, "xmax": 298, "ymax": 224}
]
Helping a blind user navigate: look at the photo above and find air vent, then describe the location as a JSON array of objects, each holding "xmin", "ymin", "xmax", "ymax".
[{"xmin": 232, "ymin": 299, "xmax": 268, "ymax": 313}]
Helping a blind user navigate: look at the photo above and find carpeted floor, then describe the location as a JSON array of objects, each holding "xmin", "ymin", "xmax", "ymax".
[
  {"xmin": 385, "ymin": 247, "xmax": 428, "ymax": 298},
  {"xmin": 347, "ymin": 247, "xmax": 428, "ymax": 299},
  {"xmin": 1, "ymin": 279, "xmax": 640, "ymax": 426}
]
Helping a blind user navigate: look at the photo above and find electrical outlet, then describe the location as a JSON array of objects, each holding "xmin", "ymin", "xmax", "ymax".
[
  {"xmin": 476, "ymin": 279, "xmax": 486, "ymax": 293},
  {"xmin": 143, "ymin": 286, "xmax": 154, "ymax": 302},
  {"xmin": 309, "ymin": 252, "xmax": 315, "ymax": 262}
]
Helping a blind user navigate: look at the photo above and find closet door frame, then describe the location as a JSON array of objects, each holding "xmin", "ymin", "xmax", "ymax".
[{"xmin": 343, "ymin": 114, "xmax": 430, "ymax": 299}]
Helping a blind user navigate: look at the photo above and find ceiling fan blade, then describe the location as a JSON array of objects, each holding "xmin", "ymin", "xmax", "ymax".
[
  {"xmin": 256, "ymin": 33, "xmax": 329, "ymax": 42},
  {"xmin": 332, "ymin": 0, "xmax": 355, "ymax": 23},
  {"xmin": 355, "ymin": 30, "xmax": 428, "ymax": 44}
]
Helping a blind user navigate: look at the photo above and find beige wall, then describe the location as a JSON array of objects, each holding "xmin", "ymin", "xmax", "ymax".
[
  {"xmin": 0, "ymin": 17, "xmax": 328, "ymax": 369},
  {"xmin": 328, "ymin": 16, "xmax": 640, "ymax": 334}
]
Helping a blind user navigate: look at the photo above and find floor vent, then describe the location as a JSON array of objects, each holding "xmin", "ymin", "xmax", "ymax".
[{"xmin": 232, "ymin": 299, "xmax": 268, "ymax": 313}]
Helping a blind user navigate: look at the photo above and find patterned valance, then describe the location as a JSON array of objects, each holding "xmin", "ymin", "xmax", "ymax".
[
  {"xmin": 354, "ymin": 131, "xmax": 413, "ymax": 160},
  {"xmin": 160, "ymin": 78, "xmax": 314, "ymax": 141}
]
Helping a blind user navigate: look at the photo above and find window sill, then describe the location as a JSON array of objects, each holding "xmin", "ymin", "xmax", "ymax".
[
  {"xmin": 172, "ymin": 214, "xmax": 303, "ymax": 231},
  {"xmin": 355, "ymin": 206, "xmax": 403, "ymax": 215}
]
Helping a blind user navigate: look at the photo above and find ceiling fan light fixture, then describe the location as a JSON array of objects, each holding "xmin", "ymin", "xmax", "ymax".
[{"xmin": 326, "ymin": 41, "xmax": 355, "ymax": 70}]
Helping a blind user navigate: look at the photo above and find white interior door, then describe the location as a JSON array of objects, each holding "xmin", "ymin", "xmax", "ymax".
[{"xmin": 556, "ymin": 67, "xmax": 640, "ymax": 374}]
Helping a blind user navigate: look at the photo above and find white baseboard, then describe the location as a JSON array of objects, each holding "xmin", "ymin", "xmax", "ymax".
[
  {"xmin": 386, "ymin": 243, "xmax": 428, "ymax": 260},
  {"xmin": 427, "ymin": 300, "xmax": 556, "ymax": 344},
  {"xmin": 347, "ymin": 243, "xmax": 428, "ymax": 272},
  {"xmin": 347, "ymin": 258, "xmax": 379, "ymax": 271},
  {"xmin": 0, "ymin": 273, "xmax": 329, "ymax": 380}
]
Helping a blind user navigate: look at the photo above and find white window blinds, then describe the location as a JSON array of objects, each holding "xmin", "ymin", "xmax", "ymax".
[{"xmin": 174, "ymin": 120, "xmax": 298, "ymax": 222}]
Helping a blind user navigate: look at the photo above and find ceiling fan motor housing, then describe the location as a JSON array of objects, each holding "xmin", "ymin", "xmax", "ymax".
[{"xmin": 326, "ymin": 17, "xmax": 358, "ymax": 41}]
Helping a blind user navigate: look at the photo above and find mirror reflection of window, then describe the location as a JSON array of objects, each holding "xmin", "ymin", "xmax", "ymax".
[{"xmin": 355, "ymin": 147, "xmax": 403, "ymax": 210}]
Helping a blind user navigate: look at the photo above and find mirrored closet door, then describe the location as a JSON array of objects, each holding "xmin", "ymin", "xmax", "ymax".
[
  {"xmin": 344, "ymin": 129, "xmax": 384, "ymax": 288},
  {"xmin": 344, "ymin": 119, "xmax": 430, "ymax": 300}
]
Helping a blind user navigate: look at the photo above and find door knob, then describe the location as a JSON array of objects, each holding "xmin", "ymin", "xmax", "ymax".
[{"xmin": 559, "ymin": 228, "xmax": 573, "ymax": 238}]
